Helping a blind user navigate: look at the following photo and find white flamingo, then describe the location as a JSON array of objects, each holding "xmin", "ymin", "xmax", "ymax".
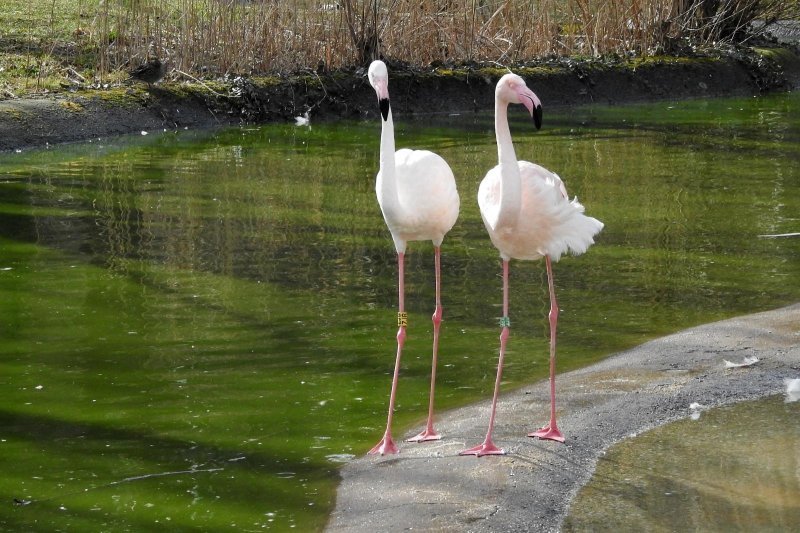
[
  {"xmin": 367, "ymin": 60, "xmax": 460, "ymax": 455},
  {"xmin": 461, "ymin": 73, "xmax": 603, "ymax": 456}
]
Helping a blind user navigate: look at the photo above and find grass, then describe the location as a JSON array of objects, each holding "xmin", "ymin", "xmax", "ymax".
[{"xmin": 0, "ymin": 0, "xmax": 797, "ymax": 98}]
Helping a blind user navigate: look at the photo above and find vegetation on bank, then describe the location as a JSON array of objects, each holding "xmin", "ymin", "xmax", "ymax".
[{"xmin": 1, "ymin": 0, "xmax": 798, "ymax": 98}]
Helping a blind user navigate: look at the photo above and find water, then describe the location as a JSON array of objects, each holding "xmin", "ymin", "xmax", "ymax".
[
  {"xmin": 1, "ymin": 93, "xmax": 799, "ymax": 531},
  {"xmin": 564, "ymin": 396, "xmax": 800, "ymax": 531}
]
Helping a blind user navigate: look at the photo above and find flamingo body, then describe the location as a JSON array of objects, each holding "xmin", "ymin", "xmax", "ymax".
[
  {"xmin": 377, "ymin": 147, "xmax": 459, "ymax": 251},
  {"xmin": 479, "ymin": 161, "xmax": 601, "ymax": 261}
]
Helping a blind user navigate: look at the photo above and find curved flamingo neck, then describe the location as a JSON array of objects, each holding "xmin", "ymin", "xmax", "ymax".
[{"xmin": 493, "ymin": 97, "xmax": 522, "ymax": 230}]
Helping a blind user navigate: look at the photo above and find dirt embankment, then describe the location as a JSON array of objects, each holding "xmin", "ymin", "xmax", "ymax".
[{"xmin": 1, "ymin": 47, "xmax": 799, "ymax": 153}]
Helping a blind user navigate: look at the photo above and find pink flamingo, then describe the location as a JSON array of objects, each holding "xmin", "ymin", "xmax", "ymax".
[
  {"xmin": 367, "ymin": 60, "xmax": 460, "ymax": 455},
  {"xmin": 461, "ymin": 73, "xmax": 603, "ymax": 456}
]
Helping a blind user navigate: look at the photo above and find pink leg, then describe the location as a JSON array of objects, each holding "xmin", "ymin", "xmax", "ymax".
[
  {"xmin": 369, "ymin": 252, "xmax": 407, "ymax": 455},
  {"xmin": 461, "ymin": 259, "xmax": 510, "ymax": 457},
  {"xmin": 529, "ymin": 256, "xmax": 565, "ymax": 443},
  {"xmin": 409, "ymin": 246, "xmax": 443, "ymax": 442}
]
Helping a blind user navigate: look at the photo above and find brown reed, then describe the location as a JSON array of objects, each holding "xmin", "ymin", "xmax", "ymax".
[{"xmin": 6, "ymin": 0, "xmax": 799, "ymax": 89}]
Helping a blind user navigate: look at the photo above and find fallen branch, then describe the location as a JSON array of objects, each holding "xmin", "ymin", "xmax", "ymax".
[{"xmin": 174, "ymin": 69, "xmax": 237, "ymax": 98}]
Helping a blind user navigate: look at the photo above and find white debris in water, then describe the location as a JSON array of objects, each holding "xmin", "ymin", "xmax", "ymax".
[
  {"xmin": 294, "ymin": 112, "xmax": 310, "ymax": 127},
  {"xmin": 723, "ymin": 356, "xmax": 759, "ymax": 368},
  {"xmin": 325, "ymin": 453, "xmax": 356, "ymax": 463},
  {"xmin": 785, "ymin": 378, "xmax": 800, "ymax": 403},
  {"xmin": 689, "ymin": 402, "xmax": 706, "ymax": 421}
]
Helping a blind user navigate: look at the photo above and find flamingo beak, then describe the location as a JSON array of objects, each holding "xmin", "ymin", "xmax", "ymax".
[
  {"xmin": 373, "ymin": 80, "xmax": 390, "ymax": 121},
  {"xmin": 532, "ymin": 103, "xmax": 543, "ymax": 130},
  {"xmin": 517, "ymin": 86, "xmax": 543, "ymax": 130},
  {"xmin": 379, "ymin": 98, "xmax": 390, "ymax": 121}
]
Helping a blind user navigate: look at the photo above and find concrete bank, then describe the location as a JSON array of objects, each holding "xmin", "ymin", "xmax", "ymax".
[{"xmin": 327, "ymin": 303, "xmax": 800, "ymax": 532}]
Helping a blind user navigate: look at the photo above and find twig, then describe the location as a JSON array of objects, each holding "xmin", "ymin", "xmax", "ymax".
[
  {"xmin": 309, "ymin": 71, "xmax": 329, "ymax": 111},
  {"xmin": 106, "ymin": 467, "xmax": 225, "ymax": 487},
  {"xmin": 13, "ymin": 467, "xmax": 224, "ymax": 507},
  {"xmin": 758, "ymin": 232, "xmax": 800, "ymax": 238},
  {"xmin": 173, "ymin": 69, "xmax": 237, "ymax": 98}
]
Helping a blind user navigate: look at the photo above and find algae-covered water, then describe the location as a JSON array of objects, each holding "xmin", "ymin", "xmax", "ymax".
[
  {"xmin": 564, "ymin": 396, "xmax": 800, "ymax": 531},
  {"xmin": 1, "ymin": 93, "xmax": 799, "ymax": 530}
]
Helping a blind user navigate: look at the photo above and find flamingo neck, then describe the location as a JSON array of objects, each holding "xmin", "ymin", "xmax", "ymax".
[
  {"xmin": 378, "ymin": 107, "xmax": 400, "ymax": 204},
  {"xmin": 377, "ymin": 106, "xmax": 404, "ymax": 249},
  {"xmin": 379, "ymin": 107, "xmax": 397, "ymax": 178},
  {"xmin": 493, "ymin": 98, "xmax": 521, "ymax": 230}
]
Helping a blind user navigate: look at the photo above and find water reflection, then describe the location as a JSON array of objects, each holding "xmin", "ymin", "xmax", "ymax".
[
  {"xmin": 0, "ymin": 93, "xmax": 799, "ymax": 531},
  {"xmin": 564, "ymin": 396, "xmax": 800, "ymax": 531}
]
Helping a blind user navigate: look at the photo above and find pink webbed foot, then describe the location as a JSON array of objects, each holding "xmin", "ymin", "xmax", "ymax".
[
  {"xmin": 369, "ymin": 434, "xmax": 400, "ymax": 455},
  {"xmin": 407, "ymin": 427, "xmax": 441, "ymax": 443},
  {"xmin": 459, "ymin": 439, "xmax": 505, "ymax": 457},
  {"xmin": 528, "ymin": 424, "xmax": 565, "ymax": 443}
]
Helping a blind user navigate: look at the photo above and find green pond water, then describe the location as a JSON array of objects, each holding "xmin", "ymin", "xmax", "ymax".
[
  {"xmin": 564, "ymin": 396, "xmax": 800, "ymax": 531},
  {"xmin": 1, "ymin": 92, "xmax": 799, "ymax": 531}
]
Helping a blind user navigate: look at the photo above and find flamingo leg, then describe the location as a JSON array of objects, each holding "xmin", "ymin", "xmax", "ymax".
[
  {"xmin": 369, "ymin": 252, "xmax": 407, "ymax": 455},
  {"xmin": 409, "ymin": 246, "xmax": 443, "ymax": 442},
  {"xmin": 461, "ymin": 259, "xmax": 510, "ymax": 457},
  {"xmin": 529, "ymin": 256, "xmax": 565, "ymax": 443}
]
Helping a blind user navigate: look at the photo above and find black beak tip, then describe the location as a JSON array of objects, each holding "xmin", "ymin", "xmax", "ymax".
[
  {"xmin": 533, "ymin": 105, "xmax": 543, "ymax": 130},
  {"xmin": 379, "ymin": 98, "xmax": 390, "ymax": 121}
]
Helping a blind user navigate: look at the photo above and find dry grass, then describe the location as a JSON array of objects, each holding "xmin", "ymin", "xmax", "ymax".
[{"xmin": 0, "ymin": 0, "xmax": 797, "ymax": 97}]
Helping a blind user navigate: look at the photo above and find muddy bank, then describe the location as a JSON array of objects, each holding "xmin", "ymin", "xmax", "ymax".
[
  {"xmin": 326, "ymin": 304, "xmax": 800, "ymax": 532},
  {"xmin": 1, "ymin": 47, "xmax": 799, "ymax": 153}
]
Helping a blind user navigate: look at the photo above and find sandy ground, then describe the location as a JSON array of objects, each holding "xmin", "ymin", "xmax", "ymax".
[{"xmin": 327, "ymin": 303, "xmax": 800, "ymax": 532}]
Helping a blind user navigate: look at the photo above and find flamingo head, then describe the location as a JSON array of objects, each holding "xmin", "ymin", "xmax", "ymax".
[
  {"xmin": 496, "ymin": 73, "xmax": 543, "ymax": 130},
  {"xmin": 368, "ymin": 60, "xmax": 391, "ymax": 121}
]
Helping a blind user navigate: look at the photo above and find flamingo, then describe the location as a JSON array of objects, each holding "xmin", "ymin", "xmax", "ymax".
[
  {"xmin": 460, "ymin": 73, "xmax": 603, "ymax": 456},
  {"xmin": 366, "ymin": 60, "xmax": 460, "ymax": 455}
]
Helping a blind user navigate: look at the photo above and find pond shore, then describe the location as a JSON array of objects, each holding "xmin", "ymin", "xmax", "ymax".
[
  {"xmin": 327, "ymin": 303, "xmax": 800, "ymax": 532},
  {"xmin": 1, "ymin": 47, "xmax": 800, "ymax": 153}
]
